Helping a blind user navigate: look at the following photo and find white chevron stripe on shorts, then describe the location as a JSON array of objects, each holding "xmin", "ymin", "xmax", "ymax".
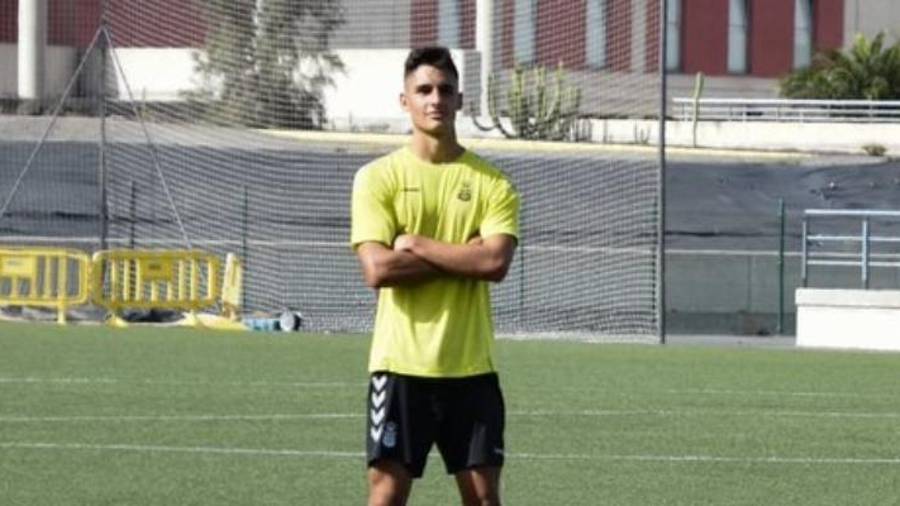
[{"xmin": 369, "ymin": 374, "xmax": 387, "ymax": 443}]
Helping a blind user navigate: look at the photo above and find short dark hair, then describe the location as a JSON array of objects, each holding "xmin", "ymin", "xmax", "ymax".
[{"xmin": 404, "ymin": 46, "xmax": 459, "ymax": 81}]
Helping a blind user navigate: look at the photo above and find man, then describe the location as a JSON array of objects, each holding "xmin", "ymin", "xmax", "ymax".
[{"xmin": 350, "ymin": 46, "xmax": 520, "ymax": 506}]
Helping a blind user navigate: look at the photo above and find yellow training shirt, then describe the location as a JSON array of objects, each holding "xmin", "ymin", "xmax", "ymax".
[{"xmin": 351, "ymin": 146, "xmax": 520, "ymax": 377}]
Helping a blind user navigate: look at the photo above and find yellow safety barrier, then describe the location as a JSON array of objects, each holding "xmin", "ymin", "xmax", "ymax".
[
  {"xmin": 0, "ymin": 247, "xmax": 91, "ymax": 324},
  {"xmin": 91, "ymin": 249, "xmax": 221, "ymax": 326},
  {"xmin": 221, "ymin": 253, "xmax": 243, "ymax": 321}
]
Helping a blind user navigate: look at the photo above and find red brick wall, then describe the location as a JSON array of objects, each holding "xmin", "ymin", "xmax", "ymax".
[
  {"xmin": 645, "ymin": 0, "xmax": 661, "ymax": 72},
  {"xmin": 460, "ymin": 0, "xmax": 475, "ymax": 49},
  {"xmin": 814, "ymin": 0, "xmax": 844, "ymax": 52},
  {"xmin": 1, "ymin": 0, "xmax": 206, "ymax": 48},
  {"xmin": 682, "ymin": 0, "xmax": 728, "ymax": 75},
  {"xmin": 0, "ymin": 0, "xmax": 98, "ymax": 45},
  {"xmin": 66, "ymin": 0, "xmax": 101, "ymax": 47},
  {"xmin": 536, "ymin": 0, "xmax": 585, "ymax": 68},
  {"xmin": 105, "ymin": 0, "xmax": 205, "ymax": 48},
  {"xmin": 606, "ymin": 0, "xmax": 632, "ymax": 71},
  {"xmin": 0, "ymin": 0, "xmax": 16, "ymax": 43},
  {"xmin": 411, "ymin": 0, "xmax": 439, "ymax": 47},
  {"xmin": 749, "ymin": 0, "xmax": 794, "ymax": 76},
  {"xmin": 500, "ymin": 0, "xmax": 515, "ymax": 67}
]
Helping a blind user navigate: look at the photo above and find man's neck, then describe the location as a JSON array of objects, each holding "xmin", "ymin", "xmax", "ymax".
[{"xmin": 408, "ymin": 130, "xmax": 464, "ymax": 164}]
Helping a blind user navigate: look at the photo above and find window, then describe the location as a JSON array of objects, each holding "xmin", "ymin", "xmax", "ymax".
[
  {"xmin": 586, "ymin": 0, "xmax": 608, "ymax": 68},
  {"xmin": 794, "ymin": 0, "xmax": 813, "ymax": 69},
  {"xmin": 665, "ymin": 0, "xmax": 681, "ymax": 71},
  {"xmin": 438, "ymin": 0, "xmax": 461, "ymax": 48},
  {"xmin": 727, "ymin": 0, "xmax": 748, "ymax": 73},
  {"xmin": 514, "ymin": 0, "xmax": 536, "ymax": 64}
]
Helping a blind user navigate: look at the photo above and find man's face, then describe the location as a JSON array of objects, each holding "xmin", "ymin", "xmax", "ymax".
[{"xmin": 400, "ymin": 64, "xmax": 462, "ymax": 136}]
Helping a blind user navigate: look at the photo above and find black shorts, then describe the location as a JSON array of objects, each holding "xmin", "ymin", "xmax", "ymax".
[{"xmin": 366, "ymin": 371, "xmax": 505, "ymax": 478}]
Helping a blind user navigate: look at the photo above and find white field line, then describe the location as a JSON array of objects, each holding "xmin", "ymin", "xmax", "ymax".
[
  {"xmin": 0, "ymin": 413, "xmax": 363, "ymax": 423},
  {"xmin": 4, "ymin": 377, "xmax": 897, "ymax": 401},
  {"xmin": 2, "ymin": 441, "xmax": 898, "ymax": 466},
  {"xmin": 0, "ymin": 442, "xmax": 363, "ymax": 459},
  {"xmin": 511, "ymin": 452, "xmax": 900, "ymax": 465},
  {"xmin": 4, "ymin": 409, "xmax": 900, "ymax": 424},
  {"xmin": 0, "ymin": 377, "xmax": 362, "ymax": 388},
  {"xmin": 512, "ymin": 409, "xmax": 900, "ymax": 420},
  {"xmin": 666, "ymin": 388, "xmax": 900, "ymax": 399}
]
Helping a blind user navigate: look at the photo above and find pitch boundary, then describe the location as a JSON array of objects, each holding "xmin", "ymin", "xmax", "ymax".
[
  {"xmin": 2, "ymin": 441, "xmax": 898, "ymax": 466},
  {"xmin": 3, "ymin": 408, "xmax": 900, "ymax": 424}
]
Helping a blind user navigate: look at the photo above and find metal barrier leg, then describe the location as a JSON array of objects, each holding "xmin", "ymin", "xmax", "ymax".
[{"xmin": 56, "ymin": 255, "xmax": 68, "ymax": 325}]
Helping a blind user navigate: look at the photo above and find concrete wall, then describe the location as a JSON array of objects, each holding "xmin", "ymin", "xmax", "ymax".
[
  {"xmin": 796, "ymin": 288, "xmax": 900, "ymax": 351},
  {"xmin": 666, "ymin": 250, "xmax": 797, "ymax": 335},
  {"xmin": 666, "ymin": 120, "xmax": 900, "ymax": 154},
  {"xmin": 666, "ymin": 250, "xmax": 900, "ymax": 335},
  {"xmin": 547, "ymin": 118, "xmax": 900, "ymax": 156},
  {"xmin": 666, "ymin": 73, "xmax": 779, "ymax": 100}
]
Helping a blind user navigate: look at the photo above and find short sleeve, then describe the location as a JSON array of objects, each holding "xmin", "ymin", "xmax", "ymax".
[
  {"xmin": 480, "ymin": 177, "xmax": 520, "ymax": 242},
  {"xmin": 350, "ymin": 165, "xmax": 397, "ymax": 250}
]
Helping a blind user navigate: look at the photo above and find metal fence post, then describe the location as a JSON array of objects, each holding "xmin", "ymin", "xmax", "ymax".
[
  {"xmin": 777, "ymin": 199, "xmax": 785, "ymax": 334},
  {"xmin": 801, "ymin": 216, "xmax": 808, "ymax": 287},
  {"xmin": 862, "ymin": 217, "xmax": 870, "ymax": 289}
]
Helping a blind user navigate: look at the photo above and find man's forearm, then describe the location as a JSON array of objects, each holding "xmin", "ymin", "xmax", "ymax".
[
  {"xmin": 358, "ymin": 244, "xmax": 442, "ymax": 288},
  {"xmin": 398, "ymin": 235, "xmax": 512, "ymax": 282}
]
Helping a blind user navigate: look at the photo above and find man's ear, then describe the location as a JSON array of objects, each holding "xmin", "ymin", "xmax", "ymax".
[
  {"xmin": 399, "ymin": 92, "xmax": 408, "ymax": 112},
  {"xmin": 456, "ymin": 92, "xmax": 464, "ymax": 111}
]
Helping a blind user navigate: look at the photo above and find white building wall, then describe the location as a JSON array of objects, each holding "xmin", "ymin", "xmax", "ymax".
[
  {"xmin": 844, "ymin": 0, "xmax": 900, "ymax": 45},
  {"xmin": 109, "ymin": 48, "xmax": 201, "ymax": 101},
  {"xmin": 323, "ymin": 49, "xmax": 479, "ymax": 131}
]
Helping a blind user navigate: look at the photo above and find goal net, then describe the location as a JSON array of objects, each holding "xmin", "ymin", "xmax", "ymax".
[{"xmin": 0, "ymin": 0, "xmax": 664, "ymax": 341}]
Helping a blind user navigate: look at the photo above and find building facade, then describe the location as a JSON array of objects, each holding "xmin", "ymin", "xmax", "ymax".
[{"xmin": 2, "ymin": 1, "xmax": 900, "ymax": 105}]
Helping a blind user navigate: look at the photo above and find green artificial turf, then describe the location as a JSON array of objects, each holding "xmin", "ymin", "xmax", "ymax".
[{"xmin": 1, "ymin": 322, "xmax": 899, "ymax": 505}]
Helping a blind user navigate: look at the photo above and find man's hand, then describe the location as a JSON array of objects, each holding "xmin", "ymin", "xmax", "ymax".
[{"xmin": 393, "ymin": 234, "xmax": 417, "ymax": 252}]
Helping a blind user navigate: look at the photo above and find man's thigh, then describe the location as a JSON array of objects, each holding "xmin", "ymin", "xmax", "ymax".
[
  {"xmin": 368, "ymin": 460, "xmax": 413, "ymax": 506},
  {"xmin": 435, "ymin": 373, "xmax": 506, "ymax": 474},
  {"xmin": 367, "ymin": 372, "xmax": 436, "ymax": 478}
]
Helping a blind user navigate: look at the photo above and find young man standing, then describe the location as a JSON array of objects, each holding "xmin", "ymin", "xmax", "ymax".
[{"xmin": 350, "ymin": 47, "xmax": 520, "ymax": 506}]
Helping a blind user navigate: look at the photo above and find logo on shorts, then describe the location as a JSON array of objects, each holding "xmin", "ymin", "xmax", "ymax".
[
  {"xmin": 370, "ymin": 374, "xmax": 388, "ymax": 443},
  {"xmin": 383, "ymin": 421, "xmax": 398, "ymax": 448}
]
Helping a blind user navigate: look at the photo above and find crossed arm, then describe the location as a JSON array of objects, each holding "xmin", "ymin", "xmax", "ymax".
[{"xmin": 356, "ymin": 233, "xmax": 517, "ymax": 288}]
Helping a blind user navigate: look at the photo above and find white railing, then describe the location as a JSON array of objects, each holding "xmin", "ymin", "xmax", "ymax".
[
  {"xmin": 802, "ymin": 209, "xmax": 900, "ymax": 289},
  {"xmin": 673, "ymin": 98, "xmax": 900, "ymax": 123}
]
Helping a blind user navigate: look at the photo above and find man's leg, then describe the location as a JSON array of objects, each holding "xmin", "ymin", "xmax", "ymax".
[
  {"xmin": 367, "ymin": 373, "xmax": 433, "ymax": 505},
  {"xmin": 454, "ymin": 466, "xmax": 501, "ymax": 506},
  {"xmin": 368, "ymin": 460, "xmax": 413, "ymax": 506},
  {"xmin": 437, "ymin": 374, "xmax": 505, "ymax": 505}
]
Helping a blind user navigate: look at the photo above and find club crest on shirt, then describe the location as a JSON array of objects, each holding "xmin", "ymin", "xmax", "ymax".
[{"xmin": 457, "ymin": 182, "xmax": 472, "ymax": 202}]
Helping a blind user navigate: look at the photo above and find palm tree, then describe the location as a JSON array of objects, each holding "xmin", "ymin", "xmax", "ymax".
[{"xmin": 780, "ymin": 32, "xmax": 900, "ymax": 100}]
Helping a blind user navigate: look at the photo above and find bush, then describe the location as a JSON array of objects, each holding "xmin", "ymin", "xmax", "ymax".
[
  {"xmin": 780, "ymin": 33, "xmax": 900, "ymax": 100},
  {"xmin": 862, "ymin": 144, "xmax": 887, "ymax": 157}
]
